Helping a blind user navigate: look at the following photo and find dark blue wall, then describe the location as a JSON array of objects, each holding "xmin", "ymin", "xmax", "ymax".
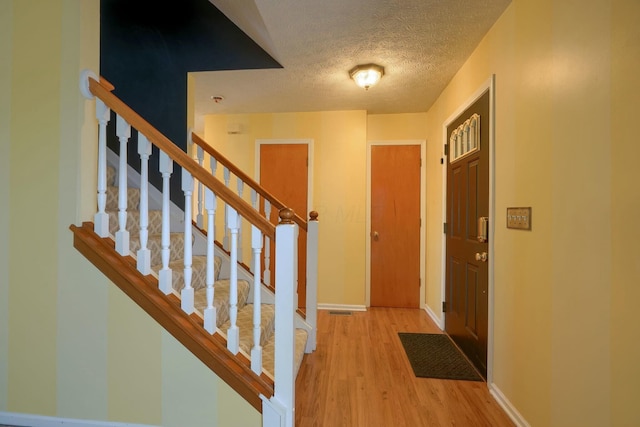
[{"xmin": 100, "ymin": 0, "xmax": 280, "ymax": 207}]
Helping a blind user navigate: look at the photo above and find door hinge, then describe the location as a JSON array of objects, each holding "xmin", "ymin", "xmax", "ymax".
[
  {"xmin": 442, "ymin": 301, "xmax": 447, "ymax": 312},
  {"xmin": 444, "ymin": 143, "xmax": 449, "ymax": 156},
  {"xmin": 443, "ymin": 222, "xmax": 448, "ymax": 234},
  {"xmin": 420, "ymin": 157, "xmax": 422, "ymax": 167}
]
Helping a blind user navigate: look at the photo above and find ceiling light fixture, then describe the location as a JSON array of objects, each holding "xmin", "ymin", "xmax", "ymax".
[{"xmin": 349, "ymin": 63, "xmax": 385, "ymax": 90}]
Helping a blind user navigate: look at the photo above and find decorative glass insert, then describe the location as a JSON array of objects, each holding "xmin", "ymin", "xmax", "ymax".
[{"xmin": 449, "ymin": 113, "xmax": 480, "ymax": 163}]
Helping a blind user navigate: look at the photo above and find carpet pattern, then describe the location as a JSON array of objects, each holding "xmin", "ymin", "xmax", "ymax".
[
  {"xmin": 104, "ymin": 165, "xmax": 308, "ymax": 376},
  {"xmin": 398, "ymin": 332, "xmax": 483, "ymax": 381}
]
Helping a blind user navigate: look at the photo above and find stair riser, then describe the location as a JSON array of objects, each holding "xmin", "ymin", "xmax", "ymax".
[
  {"xmin": 108, "ymin": 210, "xmax": 163, "ymax": 236},
  {"xmin": 129, "ymin": 233, "xmax": 186, "ymax": 266},
  {"xmin": 106, "ymin": 186, "xmax": 141, "ymax": 211}
]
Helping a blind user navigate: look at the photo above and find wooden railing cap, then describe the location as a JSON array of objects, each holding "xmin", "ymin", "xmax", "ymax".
[
  {"xmin": 279, "ymin": 208, "xmax": 295, "ymax": 224},
  {"xmin": 309, "ymin": 211, "xmax": 319, "ymax": 221}
]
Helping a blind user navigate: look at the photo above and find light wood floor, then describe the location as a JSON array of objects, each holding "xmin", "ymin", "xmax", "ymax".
[{"xmin": 295, "ymin": 308, "xmax": 514, "ymax": 427}]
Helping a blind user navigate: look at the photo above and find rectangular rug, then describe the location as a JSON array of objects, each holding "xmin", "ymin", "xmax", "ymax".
[{"xmin": 398, "ymin": 332, "xmax": 483, "ymax": 381}]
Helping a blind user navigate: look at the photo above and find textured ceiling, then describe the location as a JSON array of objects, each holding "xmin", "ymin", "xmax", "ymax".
[{"xmin": 194, "ymin": 0, "xmax": 510, "ymax": 127}]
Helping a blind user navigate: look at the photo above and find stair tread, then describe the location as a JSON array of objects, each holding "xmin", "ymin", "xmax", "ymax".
[
  {"xmin": 194, "ymin": 279, "xmax": 250, "ymax": 327},
  {"xmin": 160, "ymin": 255, "xmax": 222, "ymax": 292},
  {"xmin": 129, "ymin": 232, "xmax": 187, "ymax": 266},
  {"xmin": 107, "ymin": 209, "xmax": 163, "ymax": 236},
  {"xmin": 220, "ymin": 303, "xmax": 276, "ymax": 351},
  {"xmin": 262, "ymin": 328, "xmax": 308, "ymax": 377},
  {"xmin": 106, "ymin": 185, "xmax": 140, "ymax": 211}
]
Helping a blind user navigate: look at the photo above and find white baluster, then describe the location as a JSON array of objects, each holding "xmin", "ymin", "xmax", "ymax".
[
  {"xmin": 222, "ymin": 167, "xmax": 231, "ymax": 251},
  {"xmin": 237, "ymin": 179, "xmax": 244, "ymax": 264},
  {"xmin": 274, "ymin": 208, "xmax": 298, "ymax": 427},
  {"xmin": 264, "ymin": 200, "xmax": 272, "ymax": 286},
  {"xmin": 115, "ymin": 115, "xmax": 130, "ymax": 256},
  {"xmin": 226, "ymin": 205, "xmax": 240, "ymax": 354},
  {"xmin": 305, "ymin": 211, "xmax": 319, "ymax": 353},
  {"xmin": 210, "ymin": 157, "xmax": 218, "ymax": 175},
  {"xmin": 158, "ymin": 151, "xmax": 173, "ymax": 294},
  {"xmin": 210, "ymin": 157, "xmax": 218, "ymax": 241},
  {"xmin": 195, "ymin": 145, "xmax": 204, "ymax": 228},
  {"xmin": 251, "ymin": 189, "xmax": 258, "ymax": 211},
  {"xmin": 250, "ymin": 189, "xmax": 258, "ymax": 273},
  {"xmin": 250, "ymin": 224, "xmax": 263, "ymax": 374},
  {"xmin": 204, "ymin": 188, "xmax": 217, "ymax": 334},
  {"xmin": 181, "ymin": 169, "xmax": 194, "ymax": 314},
  {"xmin": 94, "ymin": 99, "xmax": 110, "ymax": 237},
  {"xmin": 136, "ymin": 134, "xmax": 152, "ymax": 274}
]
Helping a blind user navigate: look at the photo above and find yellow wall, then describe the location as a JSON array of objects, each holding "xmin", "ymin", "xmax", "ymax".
[
  {"xmin": 1, "ymin": 1, "xmax": 259, "ymax": 425},
  {"xmin": 367, "ymin": 113, "xmax": 428, "ymax": 142},
  {"xmin": 203, "ymin": 111, "xmax": 368, "ymax": 305},
  {"xmin": 4, "ymin": 0, "xmax": 639, "ymax": 425},
  {"xmin": 0, "ymin": 0, "xmax": 13, "ymax": 412},
  {"xmin": 610, "ymin": 1, "xmax": 640, "ymax": 425},
  {"xmin": 424, "ymin": 0, "xmax": 639, "ymax": 425}
]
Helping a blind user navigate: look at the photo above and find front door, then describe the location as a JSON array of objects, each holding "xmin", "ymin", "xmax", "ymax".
[
  {"xmin": 259, "ymin": 143, "xmax": 308, "ymax": 309},
  {"xmin": 370, "ymin": 144, "xmax": 421, "ymax": 308},
  {"xmin": 445, "ymin": 90, "xmax": 490, "ymax": 378}
]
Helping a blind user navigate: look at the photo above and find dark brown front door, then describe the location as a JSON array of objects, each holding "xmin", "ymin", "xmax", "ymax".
[
  {"xmin": 260, "ymin": 143, "xmax": 308, "ymax": 309},
  {"xmin": 445, "ymin": 90, "xmax": 490, "ymax": 378},
  {"xmin": 371, "ymin": 144, "xmax": 421, "ymax": 308}
]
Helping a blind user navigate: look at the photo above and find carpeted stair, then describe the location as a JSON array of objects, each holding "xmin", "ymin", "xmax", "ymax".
[{"xmin": 105, "ymin": 165, "xmax": 307, "ymax": 376}]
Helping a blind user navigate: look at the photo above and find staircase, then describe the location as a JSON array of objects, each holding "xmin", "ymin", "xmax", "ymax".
[{"xmin": 70, "ymin": 71, "xmax": 318, "ymax": 427}]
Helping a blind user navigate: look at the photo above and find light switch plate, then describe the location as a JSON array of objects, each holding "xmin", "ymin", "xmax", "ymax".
[{"xmin": 507, "ymin": 207, "xmax": 532, "ymax": 230}]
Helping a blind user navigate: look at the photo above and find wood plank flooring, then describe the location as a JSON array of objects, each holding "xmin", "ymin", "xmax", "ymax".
[{"xmin": 295, "ymin": 308, "xmax": 514, "ymax": 427}]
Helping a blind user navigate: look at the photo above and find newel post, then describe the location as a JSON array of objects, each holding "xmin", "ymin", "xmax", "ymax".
[
  {"xmin": 305, "ymin": 211, "xmax": 319, "ymax": 353},
  {"xmin": 268, "ymin": 207, "xmax": 298, "ymax": 427}
]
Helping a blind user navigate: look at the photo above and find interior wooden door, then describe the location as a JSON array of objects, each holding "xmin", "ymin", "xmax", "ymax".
[
  {"xmin": 445, "ymin": 90, "xmax": 490, "ymax": 378},
  {"xmin": 370, "ymin": 145, "xmax": 421, "ymax": 308},
  {"xmin": 260, "ymin": 143, "xmax": 308, "ymax": 309}
]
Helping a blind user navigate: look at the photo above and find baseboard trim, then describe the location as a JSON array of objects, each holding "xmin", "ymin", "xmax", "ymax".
[
  {"xmin": 422, "ymin": 304, "xmax": 444, "ymax": 330},
  {"xmin": 0, "ymin": 412, "xmax": 157, "ymax": 427},
  {"xmin": 488, "ymin": 383, "xmax": 531, "ymax": 427},
  {"xmin": 317, "ymin": 303, "xmax": 367, "ymax": 312}
]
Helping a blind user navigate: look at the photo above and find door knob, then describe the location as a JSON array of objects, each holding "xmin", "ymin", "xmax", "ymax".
[
  {"xmin": 475, "ymin": 252, "xmax": 488, "ymax": 262},
  {"xmin": 372, "ymin": 231, "xmax": 379, "ymax": 241}
]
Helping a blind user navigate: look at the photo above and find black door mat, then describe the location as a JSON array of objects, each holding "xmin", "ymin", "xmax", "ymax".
[{"xmin": 398, "ymin": 332, "xmax": 483, "ymax": 381}]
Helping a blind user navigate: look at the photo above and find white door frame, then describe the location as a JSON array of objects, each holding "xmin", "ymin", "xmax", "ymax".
[
  {"xmin": 441, "ymin": 75, "xmax": 496, "ymax": 383},
  {"xmin": 255, "ymin": 139, "xmax": 314, "ymax": 218},
  {"xmin": 365, "ymin": 140, "xmax": 427, "ymax": 308}
]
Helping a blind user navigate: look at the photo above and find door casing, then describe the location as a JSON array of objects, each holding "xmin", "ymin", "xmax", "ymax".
[
  {"xmin": 441, "ymin": 76, "xmax": 495, "ymax": 383},
  {"xmin": 366, "ymin": 140, "xmax": 426, "ymax": 308}
]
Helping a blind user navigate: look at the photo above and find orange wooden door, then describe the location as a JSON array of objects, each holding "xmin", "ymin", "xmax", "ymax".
[
  {"xmin": 370, "ymin": 145, "xmax": 421, "ymax": 308},
  {"xmin": 445, "ymin": 90, "xmax": 490, "ymax": 378},
  {"xmin": 260, "ymin": 143, "xmax": 308, "ymax": 309}
]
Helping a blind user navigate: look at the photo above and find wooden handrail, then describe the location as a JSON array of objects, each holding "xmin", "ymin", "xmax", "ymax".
[
  {"xmin": 88, "ymin": 77, "xmax": 276, "ymax": 240},
  {"xmin": 191, "ymin": 133, "xmax": 308, "ymax": 232}
]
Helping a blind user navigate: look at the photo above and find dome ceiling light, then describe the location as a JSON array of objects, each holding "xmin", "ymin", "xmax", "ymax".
[{"xmin": 349, "ymin": 63, "xmax": 385, "ymax": 90}]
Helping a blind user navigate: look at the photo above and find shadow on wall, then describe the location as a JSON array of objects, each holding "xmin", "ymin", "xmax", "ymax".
[{"xmin": 100, "ymin": 0, "xmax": 281, "ymax": 208}]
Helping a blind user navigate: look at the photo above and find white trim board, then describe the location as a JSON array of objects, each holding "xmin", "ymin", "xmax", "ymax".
[
  {"xmin": 0, "ymin": 412, "xmax": 157, "ymax": 427},
  {"xmin": 489, "ymin": 384, "xmax": 531, "ymax": 427},
  {"xmin": 317, "ymin": 303, "xmax": 367, "ymax": 312},
  {"xmin": 440, "ymin": 76, "xmax": 496, "ymax": 383},
  {"xmin": 422, "ymin": 304, "xmax": 444, "ymax": 330},
  {"xmin": 365, "ymin": 140, "xmax": 427, "ymax": 309}
]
